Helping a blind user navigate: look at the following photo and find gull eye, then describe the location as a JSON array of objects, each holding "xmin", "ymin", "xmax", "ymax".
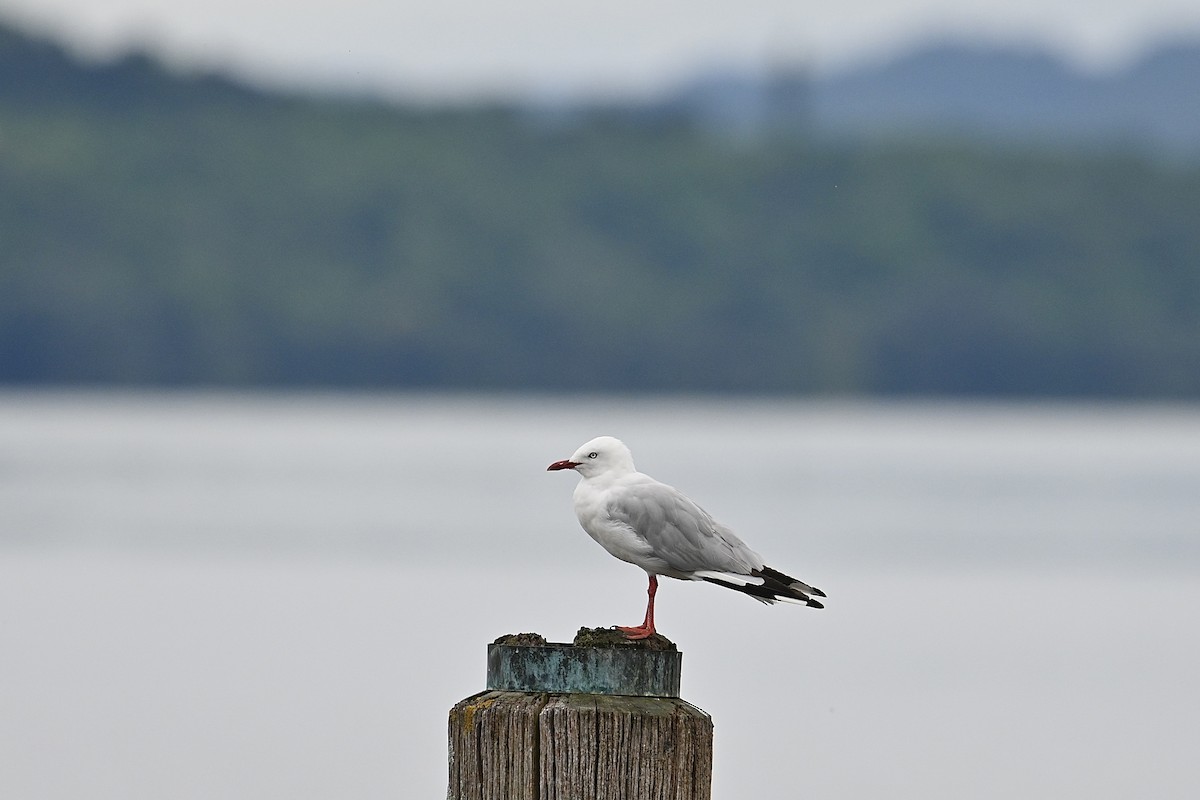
[{"xmin": 587, "ymin": 452, "xmax": 598, "ymax": 459}]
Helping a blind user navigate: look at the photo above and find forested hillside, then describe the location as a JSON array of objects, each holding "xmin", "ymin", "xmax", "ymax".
[{"xmin": 2, "ymin": 22, "xmax": 1198, "ymax": 395}]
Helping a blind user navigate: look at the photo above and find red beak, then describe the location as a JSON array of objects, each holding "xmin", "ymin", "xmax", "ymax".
[{"xmin": 547, "ymin": 459, "xmax": 580, "ymax": 471}]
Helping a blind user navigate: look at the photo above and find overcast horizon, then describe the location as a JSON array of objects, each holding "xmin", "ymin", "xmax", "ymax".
[{"xmin": 4, "ymin": 0, "xmax": 1200, "ymax": 101}]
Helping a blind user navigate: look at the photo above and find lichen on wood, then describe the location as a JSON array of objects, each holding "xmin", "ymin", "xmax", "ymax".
[
  {"xmin": 492, "ymin": 632, "xmax": 549, "ymax": 647},
  {"xmin": 490, "ymin": 629, "xmax": 677, "ymax": 650},
  {"xmin": 573, "ymin": 626, "xmax": 677, "ymax": 651}
]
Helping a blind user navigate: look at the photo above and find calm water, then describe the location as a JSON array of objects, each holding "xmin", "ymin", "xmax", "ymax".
[{"xmin": 1, "ymin": 392, "xmax": 1198, "ymax": 798}]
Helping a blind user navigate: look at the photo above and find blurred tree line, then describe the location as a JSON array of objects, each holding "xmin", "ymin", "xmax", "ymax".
[{"xmin": 2, "ymin": 22, "xmax": 1198, "ymax": 395}]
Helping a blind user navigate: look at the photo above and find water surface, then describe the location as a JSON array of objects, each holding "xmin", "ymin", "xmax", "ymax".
[{"xmin": 1, "ymin": 392, "xmax": 1197, "ymax": 799}]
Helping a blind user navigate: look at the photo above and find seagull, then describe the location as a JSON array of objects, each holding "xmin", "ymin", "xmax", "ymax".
[{"xmin": 548, "ymin": 435, "xmax": 824, "ymax": 640}]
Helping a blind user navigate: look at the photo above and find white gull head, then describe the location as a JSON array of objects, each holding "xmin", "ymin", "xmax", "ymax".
[{"xmin": 545, "ymin": 435, "xmax": 635, "ymax": 480}]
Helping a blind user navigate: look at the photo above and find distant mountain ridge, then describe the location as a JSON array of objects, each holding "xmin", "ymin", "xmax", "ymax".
[
  {"xmin": 0, "ymin": 21, "xmax": 262, "ymax": 109},
  {"xmin": 815, "ymin": 41, "xmax": 1200, "ymax": 150},
  {"xmin": 659, "ymin": 40, "xmax": 1200, "ymax": 153},
  {"xmin": 4, "ymin": 18, "xmax": 1198, "ymax": 153}
]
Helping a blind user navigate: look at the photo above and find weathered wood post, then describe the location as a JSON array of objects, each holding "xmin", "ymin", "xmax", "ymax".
[{"xmin": 447, "ymin": 630, "xmax": 713, "ymax": 800}]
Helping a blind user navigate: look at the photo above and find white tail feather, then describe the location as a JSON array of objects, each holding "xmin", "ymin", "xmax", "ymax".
[{"xmin": 691, "ymin": 570, "xmax": 765, "ymax": 587}]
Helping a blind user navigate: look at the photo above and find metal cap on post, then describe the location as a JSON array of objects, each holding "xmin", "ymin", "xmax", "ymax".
[
  {"xmin": 487, "ymin": 641, "xmax": 682, "ymax": 697},
  {"xmin": 448, "ymin": 629, "xmax": 713, "ymax": 800}
]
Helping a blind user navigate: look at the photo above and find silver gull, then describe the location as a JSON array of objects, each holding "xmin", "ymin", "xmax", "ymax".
[{"xmin": 548, "ymin": 435, "xmax": 825, "ymax": 639}]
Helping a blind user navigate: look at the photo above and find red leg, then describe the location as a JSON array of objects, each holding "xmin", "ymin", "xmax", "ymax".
[{"xmin": 616, "ymin": 574, "xmax": 658, "ymax": 640}]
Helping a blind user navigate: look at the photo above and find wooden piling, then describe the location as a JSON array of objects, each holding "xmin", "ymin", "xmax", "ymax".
[{"xmin": 447, "ymin": 631, "xmax": 713, "ymax": 800}]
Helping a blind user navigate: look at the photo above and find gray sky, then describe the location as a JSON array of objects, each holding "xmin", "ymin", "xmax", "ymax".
[{"xmin": 3, "ymin": 0, "xmax": 1200, "ymax": 100}]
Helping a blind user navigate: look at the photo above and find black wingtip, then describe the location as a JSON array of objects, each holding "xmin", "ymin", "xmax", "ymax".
[
  {"xmin": 753, "ymin": 566, "xmax": 826, "ymax": 602},
  {"xmin": 702, "ymin": 574, "xmax": 826, "ymax": 608}
]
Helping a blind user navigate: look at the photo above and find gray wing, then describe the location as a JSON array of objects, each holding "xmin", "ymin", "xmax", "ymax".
[{"xmin": 605, "ymin": 479, "xmax": 764, "ymax": 576}]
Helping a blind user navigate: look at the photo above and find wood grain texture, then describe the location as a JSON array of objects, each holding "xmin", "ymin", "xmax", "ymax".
[
  {"xmin": 448, "ymin": 691, "xmax": 712, "ymax": 800},
  {"xmin": 448, "ymin": 691, "xmax": 548, "ymax": 800}
]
